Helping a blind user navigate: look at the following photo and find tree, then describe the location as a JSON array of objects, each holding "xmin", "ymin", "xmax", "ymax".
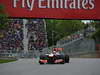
[
  {"xmin": 0, "ymin": 4, "xmax": 9, "ymax": 30},
  {"xmin": 45, "ymin": 19, "xmax": 84, "ymax": 46},
  {"xmin": 91, "ymin": 20, "xmax": 100, "ymax": 43},
  {"xmin": 0, "ymin": 4, "xmax": 9, "ymax": 38}
]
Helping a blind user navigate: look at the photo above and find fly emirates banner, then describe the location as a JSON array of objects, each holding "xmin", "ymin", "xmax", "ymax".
[{"xmin": 0, "ymin": 0, "xmax": 100, "ymax": 19}]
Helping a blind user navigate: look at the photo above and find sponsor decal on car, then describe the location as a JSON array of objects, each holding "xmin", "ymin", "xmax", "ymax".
[
  {"xmin": 55, "ymin": 59, "xmax": 64, "ymax": 63},
  {"xmin": 39, "ymin": 59, "xmax": 47, "ymax": 63}
]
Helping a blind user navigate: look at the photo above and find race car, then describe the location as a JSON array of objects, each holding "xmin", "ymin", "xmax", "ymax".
[{"xmin": 39, "ymin": 48, "xmax": 69, "ymax": 64}]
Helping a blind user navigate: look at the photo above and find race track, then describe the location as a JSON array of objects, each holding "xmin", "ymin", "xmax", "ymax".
[{"xmin": 0, "ymin": 58, "xmax": 100, "ymax": 75}]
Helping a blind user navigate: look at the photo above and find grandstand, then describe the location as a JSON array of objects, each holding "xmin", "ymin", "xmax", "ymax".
[{"xmin": 0, "ymin": 19, "xmax": 48, "ymax": 57}]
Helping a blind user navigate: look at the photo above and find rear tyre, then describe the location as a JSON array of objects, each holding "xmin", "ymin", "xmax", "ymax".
[
  {"xmin": 65, "ymin": 55, "xmax": 69, "ymax": 63},
  {"xmin": 60, "ymin": 61, "xmax": 65, "ymax": 64}
]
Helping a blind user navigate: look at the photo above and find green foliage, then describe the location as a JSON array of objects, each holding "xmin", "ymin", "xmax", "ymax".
[
  {"xmin": 92, "ymin": 21, "xmax": 100, "ymax": 41},
  {"xmin": 46, "ymin": 19, "xmax": 84, "ymax": 46},
  {"xmin": 0, "ymin": 5, "xmax": 9, "ymax": 30},
  {"xmin": 0, "ymin": 4, "xmax": 4, "ymax": 11},
  {"xmin": 0, "ymin": 14, "xmax": 9, "ymax": 29},
  {"xmin": 0, "ymin": 59, "xmax": 16, "ymax": 63}
]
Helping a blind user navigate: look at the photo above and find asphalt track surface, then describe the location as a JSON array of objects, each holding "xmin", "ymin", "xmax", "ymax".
[{"xmin": 0, "ymin": 58, "xmax": 100, "ymax": 75}]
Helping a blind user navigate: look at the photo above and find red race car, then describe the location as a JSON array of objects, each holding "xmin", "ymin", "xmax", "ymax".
[{"xmin": 39, "ymin": 48, "xmax": 69, "ymax": 64}]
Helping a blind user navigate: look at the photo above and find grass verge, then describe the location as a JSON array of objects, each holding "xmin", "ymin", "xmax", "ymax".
[{"xmin": 0, "ymin": 59, "xmax": 17, "ymax": 63}]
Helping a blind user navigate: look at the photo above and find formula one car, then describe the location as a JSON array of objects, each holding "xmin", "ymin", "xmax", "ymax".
[{"xmin": 39, "ymin": 48, "xmax": 69, "ymax": 64}]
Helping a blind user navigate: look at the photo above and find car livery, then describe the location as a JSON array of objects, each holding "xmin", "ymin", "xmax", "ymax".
[{"xmin": 39, "ymin": 48, "xmax": 69, "ymax": 64}]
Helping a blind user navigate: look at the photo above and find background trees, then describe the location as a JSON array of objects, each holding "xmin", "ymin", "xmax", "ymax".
[
  {"xmin": 0, "ymin": 4, "xmax": 9, "ymax": 38},
  {"xmin": 46, "ymin": 19, "xmax": 84, "ymax": 46},
  {"xmin": 91, "ymin": 21, "xmax": 100, "ymax": 43},
  {"xmin": 0, "ymin": 5, "xmax": 9, "ymax": 29}
]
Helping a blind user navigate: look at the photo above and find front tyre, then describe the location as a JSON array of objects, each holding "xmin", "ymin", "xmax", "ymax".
[
  {"xmin": 39, "ymin": 55, "xmax": 47, "ymax": 65},
  {"xmin": 56, "ymin": 55, "xmax": 65, "ymax": 64},
  {"xmin": 39, "ymin": 62, "xmax": 44, "ymax": 65}
]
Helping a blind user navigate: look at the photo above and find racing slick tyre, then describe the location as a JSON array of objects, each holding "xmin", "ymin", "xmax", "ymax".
[
  {"xmin": 39, "ymin": 55, "xmax": 47, "ymax": 65},
  {"xmin": 56, "ymin": 55, "xmax": 65, "ymax": 64},
  {"xmin": 60, "ymin": 55, "xmax": 65, "ymax": 64},
  {"xmin": 39, "ymin": 62, "xmax": 44, "ymax": 65},
  {"xmin": 65, "ymin": 55, "xmax": 69, "ymax": 63}
]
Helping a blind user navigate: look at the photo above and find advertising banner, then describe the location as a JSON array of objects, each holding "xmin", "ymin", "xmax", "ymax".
[{"xmin": 0, "ymin": 0, "xmax": 100, "ymax": 19}]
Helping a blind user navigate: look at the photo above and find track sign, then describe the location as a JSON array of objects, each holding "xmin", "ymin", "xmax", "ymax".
[{"xmin": 0, "ymin": 0, "xmax": 100, "ymax": 19}]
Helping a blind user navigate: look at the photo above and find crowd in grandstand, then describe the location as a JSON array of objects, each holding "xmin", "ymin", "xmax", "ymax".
[
  {"xmin": 57, "ymin": 31, "xmax": 83, "ymax": 45},
  {"xmin": 57, "ymin": 24, "xmax": 95, "ymax": 45},
  {"xmin": 0, "ymin": 19, "xmax": 23, "ymax": 53},
  {"xmin": 0, "ymin": 19, "xmax": 47, "ymax": 53},
  {"xmin": 27, "ymin": 19, "xmax": 47, "ymax": 52}
]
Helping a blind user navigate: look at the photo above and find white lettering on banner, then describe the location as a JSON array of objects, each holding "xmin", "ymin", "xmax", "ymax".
[
  {"xmin": 13, "ymin": 0, "xmax": 19, "ymax": 8},
  {"xmin": 26, "ymin": 0, "xmax": 35, "ymax": 10},
  {"xmin": 82, "ymin": 0, "xmax": 88, "ymax": 9},
  {"xmin": 64, "ymin": 0, "xmax": 68, "ymax": 9},
  {"xmin": 22, "ymin": 0, "xmax": 25, "ymax": 8},
  {"xmin": 89, "ymin": 0, "xmax": 94, "ymax": 9},
  {"xmin": 47, "ymin": 0, "xmax": 50, "ymax": 8},
  {"xmin": 52, "ymin": 0, "xmax": 55, "ymax": 8},
  {"xmin": 39, "ymin": 0, "xmax": 46, "ymax": 8},
  {"xmin": 60, "ymin": 0, "xmax": 63, "ymax": 8},
  {"xmin": 13, "ymin": 0, "xmax": 35, "ymax": 10},
  {"xmin": 69, "ymin": 0, "xmax": 76, "ymax": 9},
  {"xmin": 56, "ymin": 0, "xmax": 59, "ymax": 8},
  {"xmin": 77, "ymin": 0, "xmax": 80, "ymax": 9},
  {"xmin": 12, "ymin": 0, "xmax": 95, "ymax": 11}
]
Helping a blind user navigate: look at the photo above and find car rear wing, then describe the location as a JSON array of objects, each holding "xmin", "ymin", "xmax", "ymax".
[{"xmin": 52, "ymin": 48, "xmax": 63, "ymax": 51}]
